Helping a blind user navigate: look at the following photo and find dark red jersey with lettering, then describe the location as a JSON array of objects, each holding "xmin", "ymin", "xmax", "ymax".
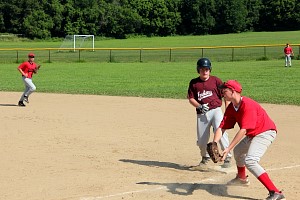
[{"xmin": 187, "ymin": 76, "xmax": 223, "ymax": 114}]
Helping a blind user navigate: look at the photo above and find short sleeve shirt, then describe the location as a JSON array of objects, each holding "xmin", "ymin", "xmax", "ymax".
[
  {"xmin": 219, "ymin": 97, "xmax": 277, "ymax": 137},
  {"xmin": 18, "ymin": 61, "xmax": 37, "ymax": 79},
  {"xmin": 187, "ymin": 76, "xmax": 223, "ymax": 114},
  {"xmin": 284, "ymin": 46, "xmax": 293, "ymax": 55}
]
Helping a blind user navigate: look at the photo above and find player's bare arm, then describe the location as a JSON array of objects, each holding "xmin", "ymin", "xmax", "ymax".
[
  {"xmin": 213, "ymin": 127, "xmax": 225, "ymax": 143},
  {"xmin": 189, "ymin": 98, "xmax": 200, "ymax": 108},
  {"xmin": 228, "ymin": 129, "xmax": 247, "ymax": 150},
  {"xmin": 18, "ymin": 68, "xmax": 27, "ymax": 77},
  {"xmin": 220, "ymin": 129, "xmax": 247, "ymax": 160}
]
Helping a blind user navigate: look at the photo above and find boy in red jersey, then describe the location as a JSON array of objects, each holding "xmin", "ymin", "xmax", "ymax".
[
  {"xmin": 212, "ymin": 80, "xmax": 285, "ymax": 200},
  {"xmin": 17, "ymin": 53, "xmax": 40, "ymax": 107},
  {"xmin": 284, "ymin": 43, "xmax": 294, "ymax": 67}
]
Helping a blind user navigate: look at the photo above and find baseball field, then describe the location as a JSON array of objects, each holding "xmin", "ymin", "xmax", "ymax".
[
  {"xmin": 1, "ymin": 92, "xmax": 300, "ymax": 200},
  {"xmin": 1, "ymin": 32, "xmax": 300, "ymax": 199}
]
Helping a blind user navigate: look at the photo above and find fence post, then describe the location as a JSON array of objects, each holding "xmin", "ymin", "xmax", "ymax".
[
  {"xmin": 201, "ymin": 48, "xmax": 204, "ymax": 57},
  {"xmin": 48, "ymin": 50, "xmax": 51, "ymax": 63},
  {"xmin": 140, "ymin": 49, "xmax": 142, "ymax": 62},
  {"xmin": 264, "ymin": 46, "xmax": 266, "ymax": 58},
  {"xmin": 169, "ymin": 49, "xmax": 172, "ymax": 62},
  {"xmin": 110, "ymin": 50, "xmax": 112, "ymax": 62},
  {"xmin": 16, "ymin": 50, "xmax": 19, "ymax": 63},
  {"xmin": 232, "ymin": 48, "xmax": 234, "ymax": 61},
  {"xmin": 79, "ymin": 49, "xmax": 81, "ymax": 61}
]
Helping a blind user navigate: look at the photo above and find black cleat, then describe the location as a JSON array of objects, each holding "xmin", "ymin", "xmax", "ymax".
[{"xmin": 18, "ymin": 101, "xmax": 26, "ymax": 107}]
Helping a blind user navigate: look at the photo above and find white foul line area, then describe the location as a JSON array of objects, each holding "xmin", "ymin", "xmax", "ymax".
[{"xmin": 80, "ymin": 164, "xmax": 300, "ymax": 200}]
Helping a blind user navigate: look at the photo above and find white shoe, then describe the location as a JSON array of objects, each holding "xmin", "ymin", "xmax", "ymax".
[{"xmin": 227, "ymin": 175, "xmax": 250, "ymax": 187}]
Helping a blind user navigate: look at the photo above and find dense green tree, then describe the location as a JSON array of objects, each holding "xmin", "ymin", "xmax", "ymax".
[
  {"xmin": 259, "ymin": 0, "xmax": 296, "ymax": 30},
  {"xmin": 23, "ymin": 10, "xmax": 54, "ymax": 39},
  {"xmin": 98, "ymin": 0, "xmax": 142, "ymax": 38},
  {"xmin": 180, "ymin": 0, "xmax": 216, "ymax": 35},
  {"xmin": 1, "ymin": 0, "xmax": 300, "ymax": 39},
  {"xmin": 0, "ymin": 2, "xmax": 4, "ymax": 32},
  {"xmin": 245, "ymin": 0, "xmax": 262, "ymax": 31},
  {"xmin": 1, "ymin": 0, "xmax": 23, "ymax": 34},
  {"xmin": 130, "ymin": 0, "xmax": 181, "ymax": 36},
  {"xmin": 47, "ymin": 0, "xmax": 64, "ymax": 37},
  {"xmin": 215, "ymin": 0, "xmax": 248, "ymax": 33},
  {"xmin": 61, "ymin": 0, "xmax": 79, "ymax": 34},
  {"xmin": 292, "ymin": 0, "xmax": 300, "ymax": 30}
]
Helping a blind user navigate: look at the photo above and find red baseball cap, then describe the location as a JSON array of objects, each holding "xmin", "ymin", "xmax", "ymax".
[
  {"xmin": 28, "ymin": 53, "xmax": 35, "ymax": 57},
  {"xmin": 219, "ymin": 80, "xmax": 242, "ymax": 93}
]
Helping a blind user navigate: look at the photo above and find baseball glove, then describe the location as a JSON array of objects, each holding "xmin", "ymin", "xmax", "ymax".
[
  {"xmin": 34, "ymin": 64, "xmax": 41, "ymax": 73},
  {"xmin": 207, "ymin": 142, "xmax": 222, "ymax": 163}
]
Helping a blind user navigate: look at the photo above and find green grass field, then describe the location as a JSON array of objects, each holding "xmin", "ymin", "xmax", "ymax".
[
  {"xmin": 1, "ymin": 31, "xmax": 299, "ymax": 105},
  {"xmin": 1, "ymin": 31, "xmax": 300, "ymax": 48},
  {"xmin": 2, "ymin": 60, "xmax": 299, "ymax": 105},
  {"xmin": 1, "ymin": 31, "xmax": 299, "ymax": 64}
]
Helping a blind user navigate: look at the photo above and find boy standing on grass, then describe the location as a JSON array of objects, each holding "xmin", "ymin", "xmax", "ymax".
[
  {"xmin": 17, "ymin": 53, "xmax": 40, "ymax": 107},
  {"xmin": 284, "ymin": 43, "xmax": 294, "ymax": 67}
]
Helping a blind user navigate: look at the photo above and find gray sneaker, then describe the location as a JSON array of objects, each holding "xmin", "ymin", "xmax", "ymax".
[
  {"xmin": 266, "ymin": 191, "xmax": 286, "ymax": 200},
  {"xmin": 227, "ymin": 175, "xmax": 250, "ymax": 187},
  {"xmin": 200, "ymin": 156, "xmax": 211, "ymax": 165},
  {"xmin": 221, "ymin": 157, "xmax": 231, "ymax": 168},
  {"xmin": 189, "ymin": 157, "xmax": 210, "ymax": 171}
]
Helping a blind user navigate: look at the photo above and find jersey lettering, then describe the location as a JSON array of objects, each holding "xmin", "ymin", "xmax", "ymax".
[{"xmin": 198, "ymin": 90, "xmax": 213, "ymax": 101}]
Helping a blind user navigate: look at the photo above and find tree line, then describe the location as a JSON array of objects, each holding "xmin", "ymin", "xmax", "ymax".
[{"xmin": 0, "ymin": 0, "xmax": 299, "ymax": 39}]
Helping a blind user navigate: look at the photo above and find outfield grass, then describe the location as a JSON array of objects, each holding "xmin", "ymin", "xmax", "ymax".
[
  {"xmin": 2, "ymin": 60, "xmax": 299, "ymax": 105},
  {"xmin": 1, "ymin": 31, "xmax": 300, "ymax": 48},
  {"xmin": 1, "ymin": 32, "xmax": 299, "ymax": 105},
  {"xmin": 1, "ymin": 31, "xmax": 299, "ymax": 64}
]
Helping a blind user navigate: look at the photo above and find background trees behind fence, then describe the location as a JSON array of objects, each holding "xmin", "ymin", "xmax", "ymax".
[{"xmin": 1, "ymin": 0, "xmax": 300, "ymax": 39}]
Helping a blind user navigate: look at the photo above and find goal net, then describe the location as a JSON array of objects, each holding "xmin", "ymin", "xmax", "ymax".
[{"xmin": 59, "ymin": 35, "xmax": 95, "ymax": 52}]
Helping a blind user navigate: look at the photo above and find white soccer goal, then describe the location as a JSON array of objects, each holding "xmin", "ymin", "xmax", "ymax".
[{"xmin": 59, "ymin": 35, "xmax": 95, "ymax": 52}]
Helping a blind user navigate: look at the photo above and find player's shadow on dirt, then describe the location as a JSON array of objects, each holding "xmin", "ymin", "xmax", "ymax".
[
  {"xmin": 0, "ymin": 104, "xmax": 18, "ymax": 107},
  {"xmin": 119, "ymin": 159, "xmax": 191, "ymax": 171},
  {"xmin": 137, "ymin": 182, "xmax": 258, "ymax": 200}
]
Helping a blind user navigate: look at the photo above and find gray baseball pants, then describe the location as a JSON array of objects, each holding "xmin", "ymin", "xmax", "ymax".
[
  {"xmin": 19, "ymin": 76, "xmax": 36, "ymax": 101},
  {"xmin": 196, "ymin": 107, "xmax": 232, "ymax": 158},
  {"xmin": 233, "ymin": 130, "xmax": 276, "ymax": 177}
]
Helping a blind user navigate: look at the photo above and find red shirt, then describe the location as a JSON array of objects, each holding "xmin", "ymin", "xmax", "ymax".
[
  {"xmin": 284, "ymin": 46, "xmax": 293, "ymax": 55},
  {"xmin": 18, "ymin": 61, "xmax": 37, "ymax": 79},
  {"xmin": 187, "ymin": 76, "xmax": 223, "ymax": 114},
  {"xmin": 219, "ymin": 97, "xmax": 277, "ymax": 138}
]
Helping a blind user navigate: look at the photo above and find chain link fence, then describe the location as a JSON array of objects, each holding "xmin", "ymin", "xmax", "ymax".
[{"xmin": 0, "ymin": 44, "xmax": 299, "ymax": 63}]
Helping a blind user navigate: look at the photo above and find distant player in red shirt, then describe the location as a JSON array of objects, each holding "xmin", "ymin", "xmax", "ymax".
[
  {"xmin": 17, "ymin": 53, "xmax": 40, "ymax": 107},
  {"xmin": 212, "ymin": 80, "xmax": 285, "ymax": 200},
  {"xmin": 284, "ymin": 43, "xmax": 294, "ymax": 67},
  {"xmin": 187, "ymin": 58, "xmax": 232, "ymax": 170}
]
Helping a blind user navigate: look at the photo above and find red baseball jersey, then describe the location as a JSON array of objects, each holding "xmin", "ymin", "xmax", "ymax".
[
  {"xmin": 18, "ymin": 61, "xmax": 37, "ymax": 79},
  {"xmin": 187, "ymin": 76, "xmax": 223, "ymax": 114},
  {"xmin": 219, "ymin": 97, "xmax": 277, "ymax": 138},
  {"xmin": 284, "ymin": 46, "xmax": 293, "ymax": 54}
]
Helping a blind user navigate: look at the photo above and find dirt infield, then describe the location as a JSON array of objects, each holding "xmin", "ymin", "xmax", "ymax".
[{"xmin": 1, "ymin": 92, "xmax": 299, "ymax": 200}]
